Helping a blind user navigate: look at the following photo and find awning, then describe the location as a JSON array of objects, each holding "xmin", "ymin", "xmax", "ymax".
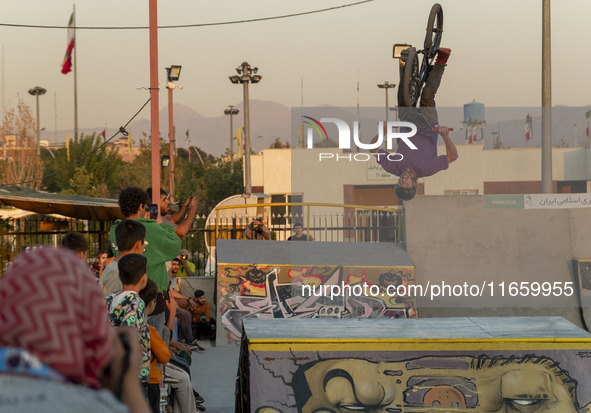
[{"xmin": 0, "ymin": 186, "xmax": 124, "ymax": 221}]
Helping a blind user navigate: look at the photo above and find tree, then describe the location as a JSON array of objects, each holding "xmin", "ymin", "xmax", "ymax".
[
  {"xmin": 119, "ymin": 136, "xmax": 154, "ymax": 192},
  {"xmin": 0, "ymin": 98, "xmax": 44, "ymax": 189},
  {"xmin": 201, "ymin": 159, "xmax": 243, "ymax": 212},
  {"xmin": 43, "ymin": 133, "xmax": 124, "ymax": 197},
  {"xmin": 269, "ymin": 137, "xmax": 290, "ymax": 149}
]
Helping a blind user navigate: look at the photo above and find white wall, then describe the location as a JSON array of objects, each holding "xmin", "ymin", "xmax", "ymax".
[{"xmin": 251, "ymin": 145, "xmax": 588, "ymax": 203}]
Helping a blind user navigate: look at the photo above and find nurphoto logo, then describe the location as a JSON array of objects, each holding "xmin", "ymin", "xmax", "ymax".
[{"xmin": 302, "ymin": 116, "xmax": 419, "ymax": 162}]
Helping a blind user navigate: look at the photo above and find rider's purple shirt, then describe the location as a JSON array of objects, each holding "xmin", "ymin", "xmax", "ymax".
[{"xmin": 375, "ymin": 126, "xmax": 448, "ymax": 178}]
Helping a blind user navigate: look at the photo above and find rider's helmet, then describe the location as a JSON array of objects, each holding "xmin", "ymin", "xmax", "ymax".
[
  {"xmin": 395, "ymin": 185, "xmax": 417, "ymax": 202},
  {"xmin": 395, "ymin": 165, "xmax": 418, "ymax": 202}
]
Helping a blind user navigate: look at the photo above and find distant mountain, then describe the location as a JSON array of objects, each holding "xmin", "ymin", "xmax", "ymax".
[
  {"xmin": 41, "ymin": 100, "xmax": 292, "ymax": 157},
  {"xmin": 128, "ymin": 100, "xmax": 292, "ymax": 156},
  {"xmin": 41, "ymin": 103, "xmax": 591, "ymax": 155}
]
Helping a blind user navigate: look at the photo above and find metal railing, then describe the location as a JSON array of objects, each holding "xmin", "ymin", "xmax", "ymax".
[
  {"xmin": 0, "ymin": 214, "xmax": 113, "ymax": 275},
  {"xmin": 211, "ymin": 202, "xmax": 402, "ymax": 243},
  {"xmin": 0, "ymin": 203, "xmax": 403, "ymax": 277}
]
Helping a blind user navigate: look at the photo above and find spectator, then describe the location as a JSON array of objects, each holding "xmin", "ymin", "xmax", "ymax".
[
  {"xmin": 189, "ymin": 290, "xmax": 215, "ymax": 342},
  {"xmin": 100, "ymin": 219, "xmax": 147, "ymax": 295},
  {"xmin": 105, "ymin": 254, "xmax": 150, "ymax": 386},
  {"xmin": 101, "ymin": 248, "xmax": 115, "ymax": 278},
  {"xmin": 147, "ymin": 187, "xmax": 198, "ymax": 238},
  {"xmin": 168, "ymin": 257, "xmax": 182, "ymax": 290},
  {"xmin": 139, "ymin": 279, "xmax": 169, "ymax": 413},
  {"xmin": 61, "ymin": 231, "xmax": 89, "ymax": 261},
  {"xmin": 169, "ymin": 286, "xmax": 202, "ymax": 351},
  {"xmin": 0, "ymin": 247, "xmax": 150, "ymax": 413},
  {"xmin": 140, "ymin": 279, "xmax": 205, "ymax": 413},
  {"xmin": 244, "ymin": 218, "xmax": 270, "ymax": 240},
  {"xmin": 287, "ymin": 222, "xmax": 313, "ymax": 241},
  {"xmin": 176, "ymin": 249, "xmax": 195, "ymax": 277},
  {"xmin": 92, "ymin": 250, "xmax": 108, "ymax": 279},
  {"xmin": 111, "ymin": 186, "xmax": 181, "ymax": 338}
]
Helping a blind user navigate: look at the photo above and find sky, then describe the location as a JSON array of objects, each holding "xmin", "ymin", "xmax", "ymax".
[{"xmin": 0, "ymin": 0, "xmax": 590, "ymax": 144}]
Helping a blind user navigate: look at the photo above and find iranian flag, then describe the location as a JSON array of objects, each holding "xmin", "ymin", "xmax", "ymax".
[
  {"xmin": 525, "ymin": 114, "xmax": 532, "ymax": 141},
  {"xmin": 61, "ymin": 12, "xmax": 75, "ymax": 74},
  {"xmin": 468, "ymin": 120, "xmax": 477, "ymax": 144}
]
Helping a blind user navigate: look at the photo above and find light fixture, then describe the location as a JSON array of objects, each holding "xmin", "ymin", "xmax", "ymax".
[
  {"xmin": 166, "ymin": 65, "xmax": 182, "ymax": 82},
  {"xmin": 393, "ymin": 43, "xmax": 412, "ymax": 59}
]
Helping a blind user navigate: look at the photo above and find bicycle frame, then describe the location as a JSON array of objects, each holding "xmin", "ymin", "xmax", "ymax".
[{"xmin": 397, "ymin": 3, "xmax": 443, "ymax": 108}]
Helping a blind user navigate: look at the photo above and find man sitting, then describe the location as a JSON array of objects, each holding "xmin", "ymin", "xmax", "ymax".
[{"xmin": 188, "ymin": 290, "xmax": 215, "ymax": 341}]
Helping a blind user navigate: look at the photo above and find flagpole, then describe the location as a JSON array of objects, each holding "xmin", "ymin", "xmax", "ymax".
[
  {"xmin": 541, "ymin": 0, "xmax": 552, "ymax": 193},
  {"xmin": 73, "ymin": 4, "xmax": 78, "ymax": 138}
]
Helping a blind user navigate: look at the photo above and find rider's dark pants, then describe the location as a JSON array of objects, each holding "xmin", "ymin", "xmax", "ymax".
[{"xmin": 398, "ymin": 62, "xmax": 445, "ymax": 126}]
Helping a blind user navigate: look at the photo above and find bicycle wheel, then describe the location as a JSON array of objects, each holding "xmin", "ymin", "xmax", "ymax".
[
  {"xmin": 402, "ymin": 51, "xmax": 420, "ymax": 107},
  {"xmin": 424, "ymin": 3, "xmax": 443, "ymax": 59}
]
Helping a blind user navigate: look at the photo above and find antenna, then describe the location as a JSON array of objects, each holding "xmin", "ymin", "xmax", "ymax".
[
  {"xmin": 54, "ymin": 91, "xmax": 57, "ymax": 143},
  {"xmin": 356, "ymin": 69, "xmax": 360, "ymax": 122}
]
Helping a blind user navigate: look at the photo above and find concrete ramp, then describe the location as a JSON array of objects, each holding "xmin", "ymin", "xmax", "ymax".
[
  {"xmin": 215, "ymin": 239, "xmax": 415, "ymax": 346},
  {"xmin": 237, "ymin": 317, "xmax": 591, "ymax": 412}
]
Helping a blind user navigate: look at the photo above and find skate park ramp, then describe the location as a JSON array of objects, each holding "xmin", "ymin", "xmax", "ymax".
[
  {"xmin": 237, "ymin": 316, "xmax": 591, "ymax": 412},
  {"xmin": 403, "ymin": 195, "xmax": 591, "ymax": 327},
  {"xmin": 215, "ymin": 239, "xmax": 416, "ymax": 346}
]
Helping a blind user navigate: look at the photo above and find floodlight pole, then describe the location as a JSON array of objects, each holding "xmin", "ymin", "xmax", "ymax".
[
  {"xmin": 541, "ymin": 0, "xmax": 552, "ymax": 193},
  {"xmin": 167, "ymin": 83, "xmax": 175, "ymax": 202},
  {"xmin": 224, "ymin": 105, "xmax": 239, "ymax": 174},
  {"xmin": 166, "ymin": 65, "xmax": 181, "ymax": 203},
  {"xmin": 229, "ymin": 62, "xmax": 261, "ymax": 195},
  {"xmin": 28, "ymin": 86, "xmax": 46, "ymax": 156},
  {"xmin": 377, "ymin": 82, "xmax": 396, "ymax": 122}
]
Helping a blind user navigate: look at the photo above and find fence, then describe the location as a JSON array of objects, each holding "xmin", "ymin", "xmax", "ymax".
[
  {"xmin": 0, "ymin": 214, "xmax": 113, "ymax": 274},
  {"xmin": 0, "ymin": 203, "xmax": 403, "ymax": 276},
  {"xmin": 210, "ymin": 202, "xmax": 402, "ymax": 243}
]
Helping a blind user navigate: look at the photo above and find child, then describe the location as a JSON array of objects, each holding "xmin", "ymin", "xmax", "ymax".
[
  {"xmin": 101, "ymin": 219, "xmax": 147, "ymax": 295},
  {"xmin": 140, "ymin": 279, "xmax": 205, "ymax": 413},
  {"xmin": 106, "ymin": 253, "xmax": 150, "ymax": 385},
  {"xmin": 140, "ymin": 279, "xmax": 170, "ymax": 413}
]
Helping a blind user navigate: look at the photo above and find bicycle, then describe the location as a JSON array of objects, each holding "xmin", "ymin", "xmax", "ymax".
[{"xmin": 395, "ymin": 3, "xmax": 444, "ymax": 108}]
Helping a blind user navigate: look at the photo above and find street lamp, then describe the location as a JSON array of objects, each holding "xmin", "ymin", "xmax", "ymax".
[
  {"xmin": 166, "ymin": 65, "xmax": 182, "ymax": 202},
  {"xmin": 28, "ymin": 86, "xmax": 46, "ymax": 156},
  {"xmin": 224, "ymin": 105, "xmax": 239, "ymax": 173},
  {"xmin": 377, "ymin": 82, "xmax": 396, "ymax": 122},
  {"xmin": 229, "ymin": 62, "xmax": 261, "ymax": 195}
]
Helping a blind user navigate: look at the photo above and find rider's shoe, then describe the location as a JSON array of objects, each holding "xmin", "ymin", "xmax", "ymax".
[
  {"xmin": 436, "ymin": 47, "xmax": 451, "ymax": 65},
  {"xmin": 400, "ymin": 47, "xmax": 417, "ymax": 62}
]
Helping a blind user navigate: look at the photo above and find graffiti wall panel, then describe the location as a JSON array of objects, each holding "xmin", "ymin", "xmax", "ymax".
[
  {"xmin": 217, "ymin": 264, "xmax": 417, "ymax": 344},
  {"xmin": 236, "ymin": 317, "xmax": 591, "ymax": 412},
  {"xmin": 246, "ymin": 350, "xmax": 591, "ymax": 412}
]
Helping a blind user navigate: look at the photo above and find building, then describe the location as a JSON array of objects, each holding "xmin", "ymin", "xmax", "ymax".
[{"xmin": 248, "ymin": 144, "xmax": 591, "ymax": 208}]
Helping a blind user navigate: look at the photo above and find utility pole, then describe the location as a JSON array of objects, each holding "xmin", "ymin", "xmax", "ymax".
[
  {"xmin": 541, "ymin": 0, "xmax": 552, "ymax": 193},
  {"xmin": 224, "ymin": 105, "xmax": 239, "ymax": 173}
]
